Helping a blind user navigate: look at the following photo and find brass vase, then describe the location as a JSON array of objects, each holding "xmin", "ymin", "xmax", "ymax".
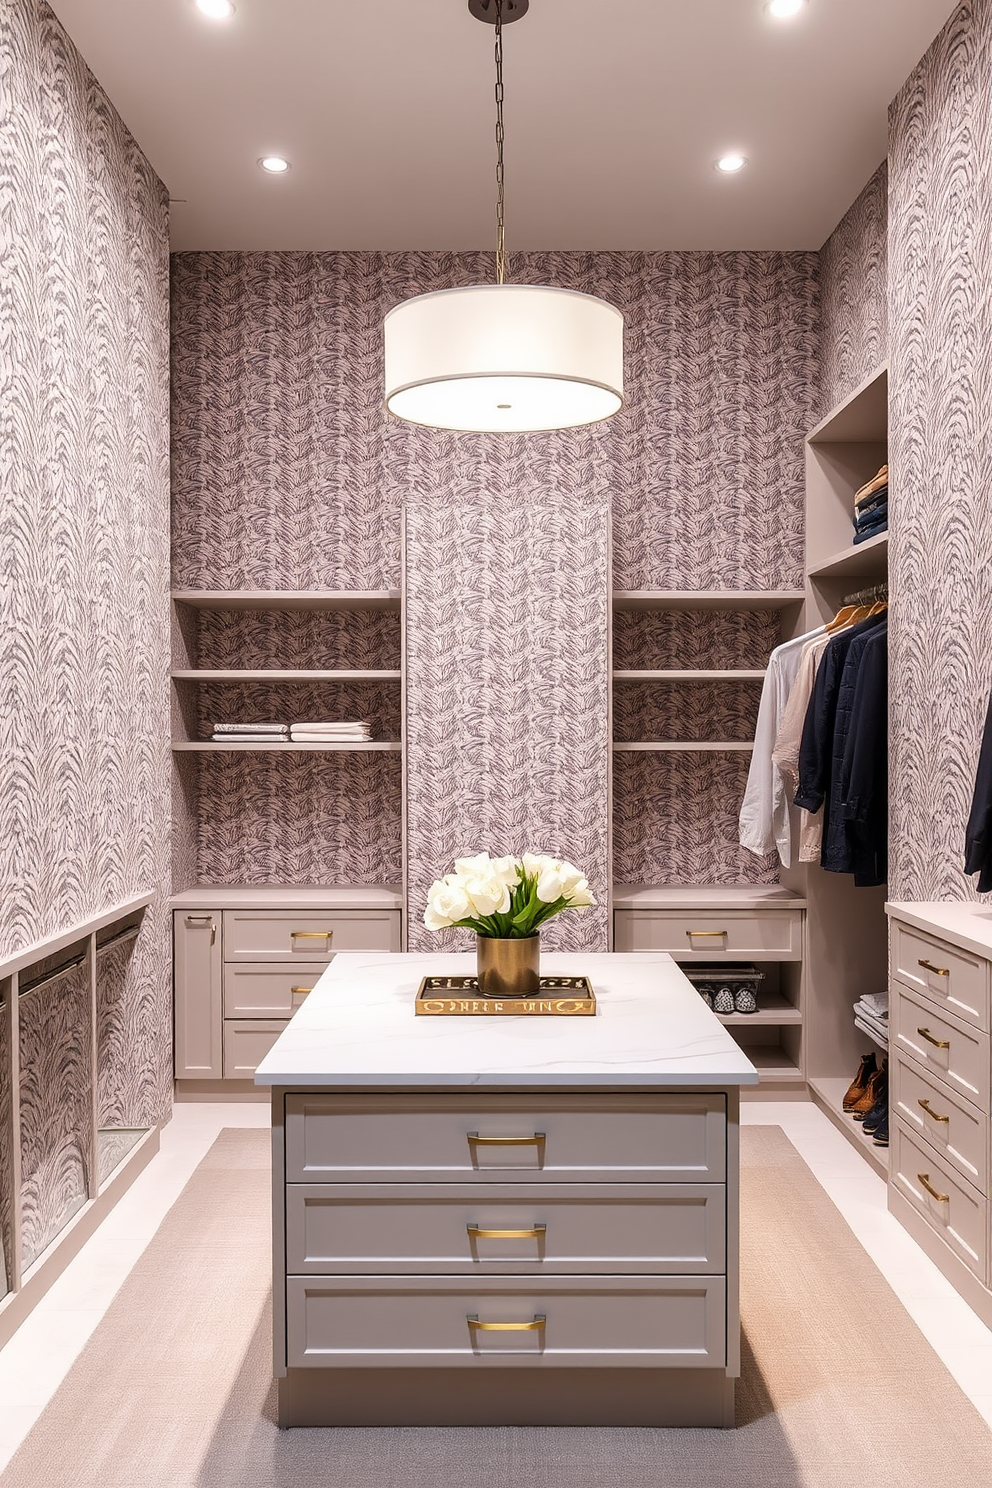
[{"xmin": 476, "ymin": 934, "xmax": 540, "ymax": 998}]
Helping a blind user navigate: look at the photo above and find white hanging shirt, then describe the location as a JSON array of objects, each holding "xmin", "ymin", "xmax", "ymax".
[{"xmin": 739, "ymin": 626, "xmax": 826, "ymax": 868}]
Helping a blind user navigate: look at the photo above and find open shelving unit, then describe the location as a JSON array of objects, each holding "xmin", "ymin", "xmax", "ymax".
[{"xmin": 172, "ymin": 740, "xmax": 401, "ymax": 753}]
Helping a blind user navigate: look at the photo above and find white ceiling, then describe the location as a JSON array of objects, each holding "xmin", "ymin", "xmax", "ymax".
[{"xmin": 47, "ymin": 0, "xmax": 956, "ymax": 252}]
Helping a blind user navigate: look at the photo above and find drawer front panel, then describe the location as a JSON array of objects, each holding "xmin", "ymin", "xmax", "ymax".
[
  {"xmin": 223, "ymin": 1019, "xmax": 289, "ymax": 1078},
  {"xmin": 892, "ymin": 1053, "xmax": 988, "ymax": 1193},
  {"xmin": 891, "ymin": 1120, "xmax": 988, "ymax": 1284},
  {"xmin": 891, "ymin": 986, "xmax": 990, "ymax": 1108},
  {"xmin": 285, "ymin": 1094, "xmax": 727, "ymax": 1185},
  {"xmin": 614, "ymin": 909, "xmax": 800, "ymax": 959},
  {"xmin": 285, "ymin": 1183, "xmax": 727, "ymax": 1275},
  {"xmin": 286, "ymin": 1274, "xmax": 727, "ymax": 1368},
  {"xmin": 891, "ymin": 922, "xmax": 989, "ymax": 1030},
  {"xmin": 223, "ymin": 963, "xmax": 324, "ymax": 1019},
  {"xmin": 222, "ymin": 910, "xmax": 400, "ymax": 963}
]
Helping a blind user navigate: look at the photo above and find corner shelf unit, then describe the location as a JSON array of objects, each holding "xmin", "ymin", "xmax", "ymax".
[{"xmin": 800, "ymin": 364, "xmax": 890, "ymax": 1172}]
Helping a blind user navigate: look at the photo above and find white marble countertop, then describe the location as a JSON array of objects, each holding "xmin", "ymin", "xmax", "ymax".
[
  {"xmin": 886, "ymin": 900, "xmax": 992, "ymax": 960},
  {"xmin": 254, "ymin": 951, "xmax": 759, "ymax": 1089}
]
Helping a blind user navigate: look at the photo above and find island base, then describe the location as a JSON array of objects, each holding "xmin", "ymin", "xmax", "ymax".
[{"xmin": 278, "ymin": 1368, "xmax": 736, "ymax": 1428}]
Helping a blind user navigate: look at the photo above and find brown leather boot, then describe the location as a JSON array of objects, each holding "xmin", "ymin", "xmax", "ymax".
[
  {"xmin": 843, "ymin": 1052, "xmax": 877, "ymax": 1111},
  {"xmin": 851, "ymin": 1063, "xmax": 887, "ymax": 1121}
]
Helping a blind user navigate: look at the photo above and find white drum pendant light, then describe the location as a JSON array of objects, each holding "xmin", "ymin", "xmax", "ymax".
[{"xmin": 384, "ymin": 0, "xmax": 624, "ymax": 433}]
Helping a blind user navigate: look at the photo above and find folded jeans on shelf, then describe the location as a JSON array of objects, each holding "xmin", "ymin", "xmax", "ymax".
[
  {"xmin": 855, "ymin": 503, "xmax": 888, "ymax": 532},
  {"xmin": 852, "ymin": 522, "xmax": 888, "ymax": 546}
]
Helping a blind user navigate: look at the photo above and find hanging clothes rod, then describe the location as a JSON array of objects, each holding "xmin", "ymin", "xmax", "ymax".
[
  {"xmin": 96, "ymin": 923, "xmax": 141, "ymax": 955},
  {"xmin": 19, "ymin": 950, "xmax": 87, "ymax": 1000},
  {"xmin": 842, "ymin": 580, "xmax": 889, "ymax": 607}
]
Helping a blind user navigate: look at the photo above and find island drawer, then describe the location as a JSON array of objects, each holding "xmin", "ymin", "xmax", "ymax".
[
  {"xmin": 613, "ymin": 909, "xmax": 801, "ymax": 960},
  {"xmin": 285, "ymin": 1183, "xmax": 727, "ymax": 1275},
  {"xmin": 890, "ymin": 922, "xmax": 988, "ymax": 1030},
  {"xmin": 891, "ymin": 986, "xmax": 990, "ymax": 1109},
  {"xmin": 222, "ymin": 910, "xmax": 400, "ymax": 963},
  {"xmin": 891, "ymin": 1053, "xmax": 988, "ymax": 1194},
  {"xmin": 223, "ymin": 964, "xmax": 324, "ymax": 1018},
  {"xmin": 286, "ymin": 1273, "xmax": 727, "ymax": 1368},
  {"xmin": 890, "ymin": 1121, "xmax": 988, "ymax": 1284},
  {"xmin": 284, "ymin": 1093, "xmax": 727, "ymax": 1185}
]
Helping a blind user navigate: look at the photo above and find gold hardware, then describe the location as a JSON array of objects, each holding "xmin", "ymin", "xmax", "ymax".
[
  {"xmin": 291, "ymin": 930, "xmax": 333, "ymax": 940},
  {"xmin": 467, "ymin": 1315, "xmax": 546, "ymax": 1332},
  {"xmin": 185, "ymin": 914, "xmax": 216, "ymax": 945},
  {"xmin": 686, "ymin": 929, "xmax": 728, "ymax": 938},
  {"xmin": 291, "ymin": 986, "xmax": 311, "ymax": 996},
  {"xmin": 467, "ymin": 1132, "xmax": 546, "ymax": 1147},
  {"xmin": 918, "ymin": 1098, "xmax": 950, "ymax": 1123},
  {"xmin": 917, "ymin": 1027, "xmax": 951, "ymax": 1050},
  {"xmin": 918, "ymin": 1173, "xmax": 950, "ymax": 1204},
  {"xmin": 467, "ymin": 1224, "xmax": 547, "ymax": 1240},
  {"xmin": 918, "ymin": 958, "xmax": 950, "ymax": 977}
]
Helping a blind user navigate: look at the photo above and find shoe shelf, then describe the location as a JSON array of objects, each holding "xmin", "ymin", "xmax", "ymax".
[
  {"xmin": 808, "ymin": 1075, "xmax": 888, "ymax": 1180},
  {"xmin": 746, "ymin": 1047, "xmax": 805, "ymax": 1085},
  {"xmin": 713, "ymin": 991, "xmax": 802, "ymax": 1026}
]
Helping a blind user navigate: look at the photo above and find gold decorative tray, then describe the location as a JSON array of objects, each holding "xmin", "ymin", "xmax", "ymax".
[{"xmin": 415, "ymin": 974, "xmax": 596, "ymax": 1016}]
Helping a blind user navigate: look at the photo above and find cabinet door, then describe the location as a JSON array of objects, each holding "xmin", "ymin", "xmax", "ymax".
[{"xmin": 174, "ymin": 910, "xmax": 222, "ymax": 1078}]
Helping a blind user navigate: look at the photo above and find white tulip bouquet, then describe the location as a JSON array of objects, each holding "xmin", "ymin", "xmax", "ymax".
[{"xmin": 424, "ymin": 851, "xmax": 595, "ymax": 939}]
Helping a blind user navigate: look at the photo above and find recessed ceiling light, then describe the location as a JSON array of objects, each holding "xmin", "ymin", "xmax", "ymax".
[
  {"xmin": 715, "ymin": 153, "xmax": 748, "ymax": 173},
  {"xmin": 765, "ymin": 0, "xmax": 808, "ymax": 17},
  {"xmin": 258, "ymin": 156, "xmax": 291, "ymax": 174},
  {"xmin": 195, "ymin": 0, "xmax": 235, "ymax": 18}
]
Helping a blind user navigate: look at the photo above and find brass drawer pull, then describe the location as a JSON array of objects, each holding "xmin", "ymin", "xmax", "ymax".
[
  {"xmin": 918, "ymin": 958, "xmax": 950, "ymax": 977},
  {"xmin": 686, "ymin": 929, "xmax": 728, "ymax": 939},
  {"xmin": 918, "ymin": 1098, "xmax": 950, "ymax": 1123},
  {"xmin": 291, "ymin": 930, "xmax": 333, "ymax": 941},
  {"xmin": 917, "ymin": 1026, "xmax": 951, "ymax": 1050},
  {"xmin": 918, "ymin": 1173, "xmax": 950, "ymax": 1204},
  {"xmin": 467, "ymin": 1314, "xmax": 546, "ymax": 1332},
  {"xmin": 185, "ymin": 914, "xmax": 216, "ymax": 945},
  {"xmin": 291, "ymin": 986, "xmax": 312, "ymax": 996},
  {"xmin": 467, "ymin": 1132, "xmax": 546, "ymax": 1148},
  {"xmin": 467, "ymin": 1224, "xmax": 547, "ymax": 1241}
]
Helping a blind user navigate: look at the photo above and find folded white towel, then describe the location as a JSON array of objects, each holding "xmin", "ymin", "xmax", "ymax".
[
  {"xmin": 213, "ymin": 722, "xmax": 288, "ymax": 734},
  {"xmin": 858, "ymin": 991, "xmax": 889, "ymax": 1016},
  {"xmin": 291, "ymin": 731, "xmax": 372, "ymax": 743},
  {"xmin": 211, "ymin": 733, "xmax": 287, "ymax": 743},
  {"xmin": 854, "ymin": 1014, "xmax": 888, "ymax": 1049},
  {"xmin": 290, "ymin": 721, "xmax": 370, "ymax": 733}
]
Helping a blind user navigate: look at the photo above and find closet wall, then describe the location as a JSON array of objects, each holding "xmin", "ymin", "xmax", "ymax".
[
  {"xmin": 0, "ymin": 0, "xmax": 172, "ymax": 1119},
  {"xmin": 171, "ymin": 250, "xmax": 818, "ymax": 911},
  {"xmin": 818, "ymin": 162, "xmax": 889, "ymax": 419},
  {"xmin": 888, "ymin": 0, "xmax": 992, "ymax": 902}
]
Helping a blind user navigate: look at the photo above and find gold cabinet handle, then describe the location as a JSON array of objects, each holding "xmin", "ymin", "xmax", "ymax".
[
  {"xmin": 918, "ymin": 958, "xmax": 950, "ymax": 977},
  {"xmin": 291, "ymin": 930, "xmax": 333, "ymax": 942},
  {"xmin": 918, "ymin": 1173, "xmax": 950, "ymax": 1204},
  {"xmin": 917, "ymin": 1026, "xmax": 951, "ymax": 1050},
  {"xmin": 686, "ymin": 929, "xmax": 728, "ymax": 939},
  {"xmin": 918, "ymin": 1097, "xmax": 950, "ymax": 1123},
  {"xmin": 290, "ymin": 986, "xmax": 312, "ymax": 996},
  {"xmin": 467, "ymin": 1132, "xmax": 546, "ymax": 1148},
  {"xmin": 467, "ymin": 1315, "xmax": 546, "ymax": 1332},
  {"xmin": 185, "ymin": 914, "xmax": 216, "ymax": 945},
  {"xmin": 467, "ymin": 1224, "xmax": 547, "ymax": 1241}
]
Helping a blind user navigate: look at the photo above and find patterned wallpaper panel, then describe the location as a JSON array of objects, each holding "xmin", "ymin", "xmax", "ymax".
[
  {"xmin": 888, "ymin": 0, "xmax": 992, "ymax": 901},
  {"xmin": 0, "ymin": 0, "xmax": 172, "ymax": 1146},
  {"xmin": 194, "ymin": 609, "xmax": 400, "ymax": 670},
  {"xmin": 405, "ymin": 502, "xmax": 611, "ymax": 953},
  {"xmin": 0, "ymin": 984, "xmax": 11, "ymax": 1291},
  {"xmin": 613, "ymin": 681, "xmax": 763, "ymax": 746},
  {"xmin": 818, "ymin": 162, "xmax": 889, "ymax": 421},
  {"xmin": 171, "ymin": 250, "xmax": 818, "ymax": 595},
  {"xmin": 613, "ymin": 610, "xmax": 782, "ymax": 670}
]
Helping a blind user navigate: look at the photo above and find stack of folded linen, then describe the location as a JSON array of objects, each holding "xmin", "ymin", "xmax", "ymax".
[
  {"xmin": 289, "ymin": 720, "xmax": 373, "ymax": 743},
  {"xmin": 211, "ymin": 722, "xmax": 289, "ymax": 743},
  {"xmin": 853, "ymin": 989, "xmax": 888, "ymax": 1047},
  {"xmin": 852, "ymin": 464, "xmax": 888, "ymax": 545}
]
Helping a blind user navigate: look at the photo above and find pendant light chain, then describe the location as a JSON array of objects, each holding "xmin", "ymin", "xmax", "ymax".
[{"xmin": 494, "ymin": 0, "xmax": 506, "ymax": 284}]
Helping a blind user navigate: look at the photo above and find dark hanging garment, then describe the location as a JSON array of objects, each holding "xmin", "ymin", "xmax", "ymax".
[
  {"xmin": 821, "ymin": 621, "xmax": 887, "ymax": 877},
  {"xmin": 839, "ymin": 624, "xmax": 888, "ymax": 887},
  {"xmin": 965, "ymin": 692, "xmax": 992, "ymax": 893}
]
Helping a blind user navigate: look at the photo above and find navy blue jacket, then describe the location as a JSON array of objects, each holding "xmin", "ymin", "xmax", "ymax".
[{"xmin": 965, "ymin": 692, "xmax": 992, "ymax": 893}]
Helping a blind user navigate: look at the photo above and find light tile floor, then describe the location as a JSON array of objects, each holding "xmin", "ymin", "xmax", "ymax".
[{"xmin": 0, "ymin": 1099, "xmax": 989, "ymax": 1470}]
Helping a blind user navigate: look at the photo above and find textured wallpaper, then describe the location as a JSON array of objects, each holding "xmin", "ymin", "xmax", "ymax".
[
  {"xmin": 888, "ymin": 0, "xmax": 992, "ymax": 901},
  {"xmin": 818, "ymin": 162, "xmax": 889, "ymax": 421},
  {"xmin": 0, "ymin": 0, "xmax": 172, "ymax": 1163},
  {"xmin": 405, "ymin": 501, "xmax": 611, "ymax": 952}
]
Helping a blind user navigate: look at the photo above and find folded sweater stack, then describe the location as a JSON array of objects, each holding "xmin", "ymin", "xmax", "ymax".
[
  {"xmin": 852, "ymin": 464, "xmax": 888, "ymax": 546},
  {"xmin": 289, "ymin": 720, "xmax": 373, "ymax": 742}
]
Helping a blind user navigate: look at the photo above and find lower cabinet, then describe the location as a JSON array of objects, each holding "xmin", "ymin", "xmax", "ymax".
[{"xmin": 172, "ymin": 889, "xmax": 402, "ymax": 1082}]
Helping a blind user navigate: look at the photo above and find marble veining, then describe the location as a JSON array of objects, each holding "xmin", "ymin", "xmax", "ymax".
[{"xmin": 254, "ymin": 952, "xmax": 759, "ymax": 1088}]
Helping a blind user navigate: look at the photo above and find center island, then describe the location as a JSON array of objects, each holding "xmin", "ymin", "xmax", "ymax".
[{"xmin": 254, "ymin": 950, "xmax": 759, "ymax": 1428}]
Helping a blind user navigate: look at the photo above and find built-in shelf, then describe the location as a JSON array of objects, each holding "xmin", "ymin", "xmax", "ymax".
[
  {"xmin": 612, "ymin": 590, "xmax": 805, "ymax": 612},
  {"xmin": 171, "ymin": 884, "xmax": 403, "ymax": 909},
  {"xmin": 0, "ymin": 892, "xmax": 155, "ymax": 981},
  {"xmin": 172, "ymin": 741, "xmax": 402, "ymax": 753},
  {"xmin": 171, "ymin": 669, "xmax": 402, "ymax": 682},
  {"xmin": 612, "ymin": 669, "xmax": 766, "ymax": 682},
  {"xmin": 853, "ymin": 1016, "xmax": 889, "ymax": 1053},
  {"xmin": 613, "ymin": 741, "xmax": 754, "ymax": 753},
  {"xmin": 807, "ymin": 531, "xmax": 888, "ymax": 581},
  {"xmin": 171, "ymin": 590, "xmax": 401, "ymax": 611},
  {"xmin": 808, "ymin": 364, "xmax": 888, "ymax": 444},
  {"xmin": 808, "ymin": 1075, "xmax": 888, "ymax": 1179},
  {"xmin": 713, "ymin": 993, "xmax": 802, "ymax": 1026},
  {"xmin": 749, "ymin": 1049, "xmax": 804, "ymax": 1084},
  {"xmin": 613, "ymin": 884, "xmax": 807, "ymax": 910}
]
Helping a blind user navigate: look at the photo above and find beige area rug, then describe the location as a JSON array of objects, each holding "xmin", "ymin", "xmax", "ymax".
[{"xmin": 2, "ymin": 1125, "xmax": 989, "ymax": 1488}]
